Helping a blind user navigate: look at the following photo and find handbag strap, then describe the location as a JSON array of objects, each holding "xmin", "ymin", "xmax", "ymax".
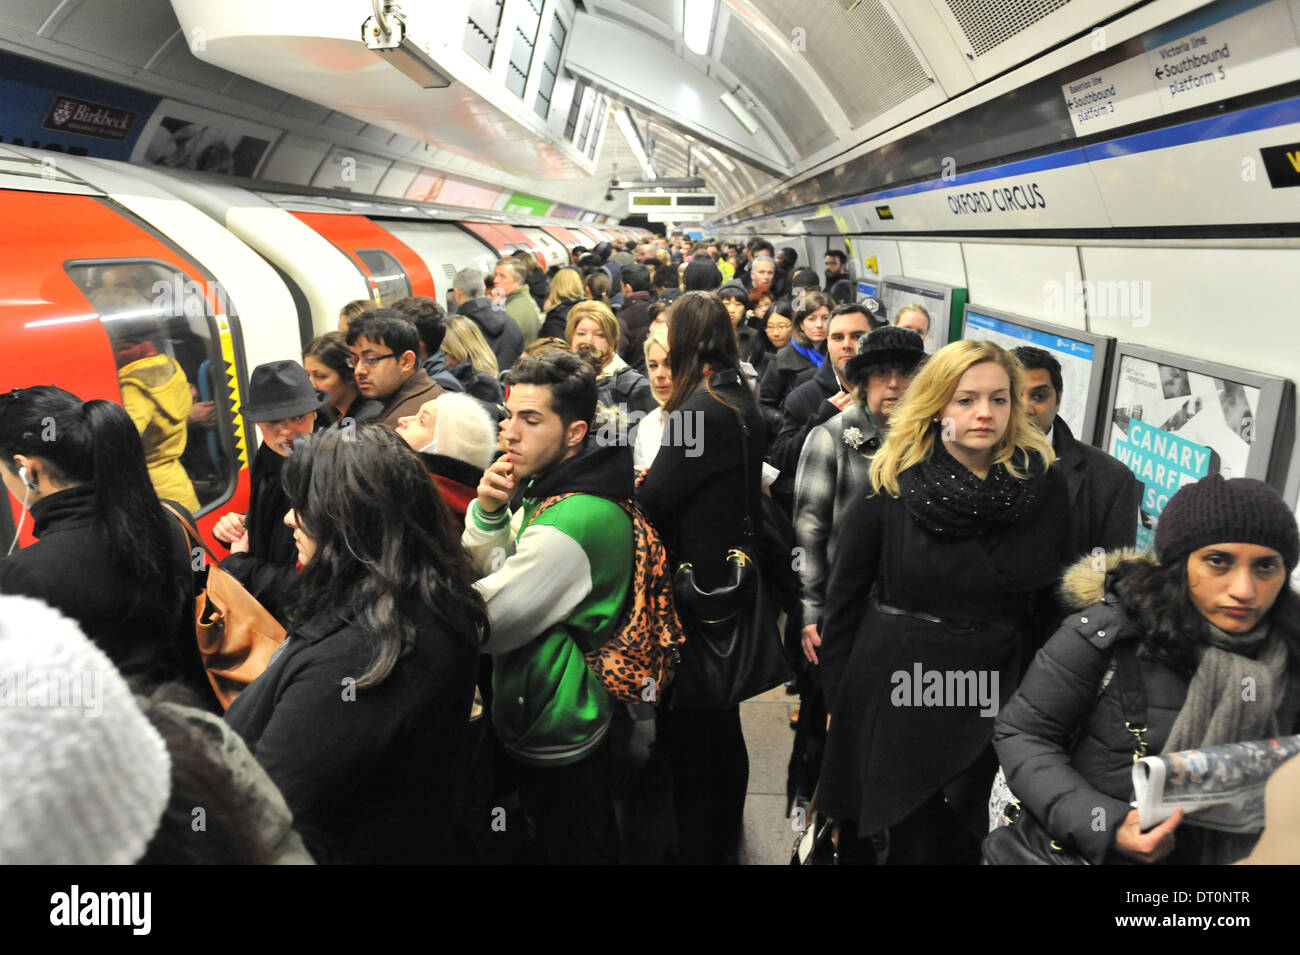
[
  {"xmin": 160, "ymin": 501, "xmax": 217, "ymax": 566},
  {"xmin": 1111, "ymin": 640, "xmax": 1151, "ymax": 762},
  {"xmin": 711, "ymin": 370, "xmax": 757, "ymax": 546}
]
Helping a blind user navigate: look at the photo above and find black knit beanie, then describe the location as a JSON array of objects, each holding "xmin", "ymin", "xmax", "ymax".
[{"xmin": 1154, "ymin": 474, "xmax": 1300, "ymax": 571}]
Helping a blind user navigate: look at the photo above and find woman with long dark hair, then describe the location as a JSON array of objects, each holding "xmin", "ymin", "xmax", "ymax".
[
  {"xmin": 818, "ymin": 340, "xmax": 1073, "ymax": 864},
  {"xmin": 996, "ymin": 475, "xmax": 1300, "ymax": 864},
  {"xmin": 0, "ymin": 386, "xmax": 207, "ymax": 698},
  {"xmin": 638, "ymin": 291, "xmax": 768, "ymax": 864},
  {"xmin": 223, "ymin": 424, "xmax": 487, "ymax": 863},
  {"xmin": 303, "ymin": 331, "xmax": 381, "ymax": 426}
]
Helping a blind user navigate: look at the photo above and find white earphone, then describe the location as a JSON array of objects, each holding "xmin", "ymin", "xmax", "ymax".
[{"xmin": 8, "ymin": 465, "xmax": 35, "ymax": 556}]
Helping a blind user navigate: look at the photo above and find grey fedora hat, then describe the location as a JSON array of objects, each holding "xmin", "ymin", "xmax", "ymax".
[{"xmin": 242, "ymin": 360, "xmax": 326, "ymax": 422}]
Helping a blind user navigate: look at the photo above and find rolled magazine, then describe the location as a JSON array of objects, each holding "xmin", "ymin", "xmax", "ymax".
[{"xmin": 1132, "ymin": 735, "xmax": 1300, "ymax": 833}]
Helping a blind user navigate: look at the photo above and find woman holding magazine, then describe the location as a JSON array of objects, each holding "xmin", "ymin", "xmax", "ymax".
[{"xmin": 995, "ymin": 474, "xmax": 1300, "ymax": 864}]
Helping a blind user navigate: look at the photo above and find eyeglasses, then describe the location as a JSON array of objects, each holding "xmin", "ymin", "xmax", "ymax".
[
  {"xmin": 766, "ymin": 322, "xmax": 794, "ymax": 332},
  {"xmin": 346, "ymin": 353, "xmax": 396, "ymax": 369}
]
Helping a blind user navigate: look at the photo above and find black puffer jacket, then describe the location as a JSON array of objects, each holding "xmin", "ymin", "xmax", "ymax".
[
  {"xmin": 526, "ymin": 269, "xmax": 549, "ymax": 310},
  {"xmin": 458, "ymin": 296, "xmax": 524, "ymax": 372},
  {"xmin": 539, "ymin": 297, "xmax": 581, "ymax": 341},
  {"xmin": 450, "ymin": 360, "xmax": 506, "ymax": 421},
  {"xmin": 758, "ymin": 342, "xmax": 818, "ymax": 415},
  {"xmin": 994, "ymin": 549, "xmax": 1300, "ymax": 864}
]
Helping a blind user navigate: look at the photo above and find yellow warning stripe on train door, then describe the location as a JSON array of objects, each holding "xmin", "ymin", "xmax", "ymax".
[{"xmin": 216, "ymin": 314, "xmax": 249, "ymax": 471}]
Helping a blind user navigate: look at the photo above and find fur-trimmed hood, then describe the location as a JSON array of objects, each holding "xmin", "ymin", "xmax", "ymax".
[{"xmin": 1059, "ymin": 547, "xmax": 1155, "ymax": 610}]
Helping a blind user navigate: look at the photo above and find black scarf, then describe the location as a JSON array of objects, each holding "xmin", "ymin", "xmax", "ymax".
[{"xmin": 898, "ymin": 439, "xmax": 1046, "ymax": 538}]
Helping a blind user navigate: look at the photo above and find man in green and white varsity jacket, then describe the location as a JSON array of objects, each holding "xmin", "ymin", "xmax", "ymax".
[{"xmin": 462, "ymin": 350, "xmax": 634, "ymax": 863}]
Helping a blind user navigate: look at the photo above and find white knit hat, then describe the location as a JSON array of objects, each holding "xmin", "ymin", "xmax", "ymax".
[{"xmin": 0, "ymin": 595, "xmax": 171, "ymax": 864}]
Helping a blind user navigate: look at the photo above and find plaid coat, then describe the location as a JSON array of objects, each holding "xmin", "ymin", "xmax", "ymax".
[{"xmin": 793, "ymin": 401, "xmax": 883, "ymax": 627}]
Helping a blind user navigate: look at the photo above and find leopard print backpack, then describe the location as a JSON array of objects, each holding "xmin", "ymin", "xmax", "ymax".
[{"xmin": 529, "ymin": 494, "xmax": 685, "ymax": 703}]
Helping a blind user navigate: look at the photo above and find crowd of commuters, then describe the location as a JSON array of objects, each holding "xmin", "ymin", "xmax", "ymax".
[{"xmin": 3, "ymin": 232, "xmax": 1299, "ymax": 868}]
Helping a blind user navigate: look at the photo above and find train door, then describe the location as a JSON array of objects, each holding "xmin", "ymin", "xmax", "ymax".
[
  {"xmin": 0, "ymin": 188, "xmax": 252, "ymax": 551},
  {"xmin": 289, "ymin": 211, "xmax": 436, "ymax": 306},
  {"xmin": 377, "ymin": 220, "xmax": 499, "ymax": 315},
  {"xmin": 541, "ymin": 225, "xmax": 584, "ymax": 263},
  {"xmin": 516, "ymin": 226, "xmax": 567, "ymax": 273},
  {"xmin": 460, "ymin": 221, "xmax": 546, "ymax": 269}
]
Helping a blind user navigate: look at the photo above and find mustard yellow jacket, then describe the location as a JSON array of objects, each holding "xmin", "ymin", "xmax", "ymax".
[{"xmin": 118, "ymin": 353, "xmax": 200, "ymax": 513}]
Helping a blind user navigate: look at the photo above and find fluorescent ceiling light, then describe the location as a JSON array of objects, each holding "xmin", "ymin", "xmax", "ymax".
[
  {"xmin": 707, "ymin": 146, "xmax": 736, "ymax": 172},
  {"xmin": 719, "ymin": 90, "xmax": 759, "ymax": 134},
  {"xmin": 683, "ymin": 0, "xmax": 717, "ymax": 56},
  {"xmin": 614, "ymin": 110, "xmax": 656, "ymax": 181}
]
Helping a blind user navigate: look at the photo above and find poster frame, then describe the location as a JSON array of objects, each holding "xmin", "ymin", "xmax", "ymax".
[
  {"xmin": 879, "ymin": 274, "xmax": 967, "ymax": 354},
  {"xmin": 961, "ymin": 303, "xmax": 1116, "ymax": 448},
  {"xmin": 1101, "ymin": 341, "xmax": 1293, "ymax": 488}
]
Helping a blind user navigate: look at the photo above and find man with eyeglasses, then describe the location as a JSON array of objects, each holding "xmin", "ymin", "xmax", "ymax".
[{"xmin": 344, "ymin": 309, "xmax": 444, "ymax": 428}]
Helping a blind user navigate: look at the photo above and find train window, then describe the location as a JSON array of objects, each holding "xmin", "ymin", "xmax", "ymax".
[
  {"xmin": 464, "ymin": 0, "xmax": 505, "ymax": 70},
  {"xmin": 586, "ymin": 96, "xmax": 605, "ymax": 159},
  {"xmin": 564, "ymin": 77, "xmax": 587, "ymax": 141},
  {"xmin": 534, "ymin": 13, "xmax": 566, "ymax": 118},
  {"xmin": 506, "ymin": 0, "xmax": 542, "ymax": 99},
  {"xmin": 64, "ymin": 260, "xmax": 239, "ymax": 516},
  {"xmin": 354, "ymin": 249, "xmax": 412, "ymax": 305}
]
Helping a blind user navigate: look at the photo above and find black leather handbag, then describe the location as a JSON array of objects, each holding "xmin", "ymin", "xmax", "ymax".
[
  {"xmin": 982, "ymin": 642, "xmax": 1149, "ymax": 865},
  {"xmin": 981, "ymin": 801, "xmax": 1090, "ymax": 865},
  {"xmin": 670, "ymin": 390, "xmax": 789, "ymax": 709}
]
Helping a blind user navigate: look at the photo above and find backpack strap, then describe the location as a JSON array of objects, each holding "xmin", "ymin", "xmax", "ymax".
[{"xmin": 522, "ymin": 492, "xmax": 581, "ymax": 529}]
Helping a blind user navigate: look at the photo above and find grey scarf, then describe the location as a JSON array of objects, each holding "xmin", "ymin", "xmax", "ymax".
[
  {"xmin": 1163, "ymin": 620, "xmax": 1288, "ymax": 864},
  {"xmin": 1164, "ymin": 621, "xmax": 1287, "ymax": 754}
]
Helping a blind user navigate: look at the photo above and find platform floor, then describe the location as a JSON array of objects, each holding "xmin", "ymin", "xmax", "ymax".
[{"xmin": 739, "ymin": 684, "xmax": 801, "ymax": 866}]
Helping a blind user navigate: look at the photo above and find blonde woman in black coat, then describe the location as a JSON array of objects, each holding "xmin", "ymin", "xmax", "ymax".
[{"xmin": 818, "ymin": 340, "xmax": 1073, "ymax": 864}]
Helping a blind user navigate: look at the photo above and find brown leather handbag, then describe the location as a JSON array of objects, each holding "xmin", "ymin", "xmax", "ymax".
[{"xmin": 163, "ymin": 503, "xmax": 286, "ymax": 710}]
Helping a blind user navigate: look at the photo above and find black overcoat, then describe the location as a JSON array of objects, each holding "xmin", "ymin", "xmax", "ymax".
[
  {"xmin": 817, "ymin": 464, "xmax": 1073, "ymax": 834},
  {"xmin": 1051, "ymin": 416, "xmax": 1143, "ymax": 559},
  {"xmin": 0, "ymin": 484, "xmax": 208, "ymax": 699},
  {"xmin": 225, "ymin": 598, "xmax": 478, "ymax": 864}
]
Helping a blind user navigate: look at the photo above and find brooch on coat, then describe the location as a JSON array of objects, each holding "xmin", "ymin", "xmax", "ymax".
[{"xmin": 842, "ymin": 427, "xmax": 865, "ymax": 449}]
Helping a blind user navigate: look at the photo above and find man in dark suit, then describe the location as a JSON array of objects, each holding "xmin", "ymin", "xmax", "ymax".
[
  {"xmin": 615, "ymin": 263, "xmax": 655, "ymax": 372},
  {"xmin": 767, "ymin": 303, "xmax": 872, "ymax": 514},
  {"xmin": 1014, "ymin": 346, "xmax": 1142, "ymax": 558}
]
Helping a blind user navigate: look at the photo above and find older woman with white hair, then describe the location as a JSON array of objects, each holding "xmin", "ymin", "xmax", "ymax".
[{"xmin": 395, "ymin": 392, "xmax": 498, "ymax": 532}]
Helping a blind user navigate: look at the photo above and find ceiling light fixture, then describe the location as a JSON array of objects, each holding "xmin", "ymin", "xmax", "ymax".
[
  {"xmin": 362, "ymin": 1, "xmax": 452, "ymax": 89},
  {"xmin": 614, "ymin": 109, "xmax": 656, "ymax": 181},
  {"xmin": 719, "ymin": 88, "xmax": 759, "ymax": 134},
  {"xmin": 707, "ymin": 146, "xmax": 737, "ymax": 172},
  {"xmin": 683, "ymin": 0, "xmax": 717, "ymax": 57}
]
